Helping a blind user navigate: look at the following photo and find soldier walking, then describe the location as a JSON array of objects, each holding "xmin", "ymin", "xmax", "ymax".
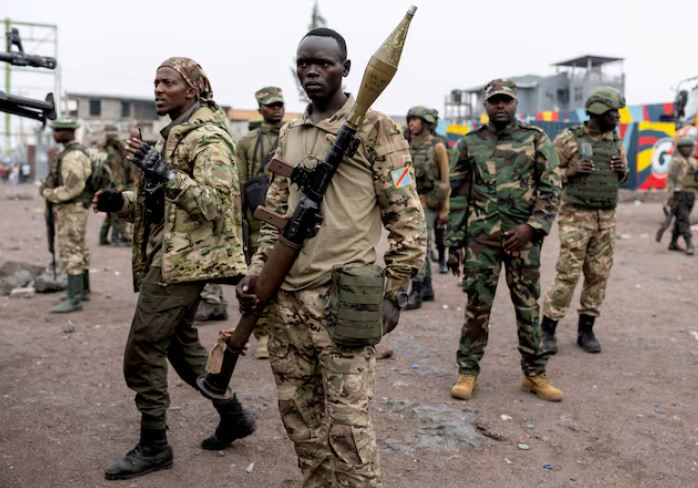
[
  {"xmin": 446, "ymin": 79, "xmax": 564, "ymax": 402},
  {"xmin": 238, "ymin": 28, "xmax": 425, "ymax": 487},
  {"xmin": 665, "ymin": 137, "xmax": 697, "ymax": 255},
  {"xmin": 541, "ymin": 87, "xmax": 629, "ymax": 354},
  {"xmin": 93, "ymin": 57, "xmax": 254, "ymax": 480},
  {"xmin": 41, "ymin": 117, "xmax": 92, "ymax": 313}
]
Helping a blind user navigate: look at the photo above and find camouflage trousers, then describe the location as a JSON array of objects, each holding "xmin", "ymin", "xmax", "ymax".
[
  {"xmin": 671, "ymin": 191, "xmax": 695, "ymax": 240},
  {"xmin": 543, "ymin": 203, "xmax": 616, "ymax": 319},
  {"xmin": 54, "ymin": 201, "xmax": 90, "ymax": 276},
  {"xmin": 458, "ymin": 235, "xmax": 547, "ymax": 376},
  {"xmin": 415, "ymin": 207, "xmax": 436, "ymax": 281},
  {"xmin": 268, "ymin": 286, "xmax": 380, "ymax": 488}
]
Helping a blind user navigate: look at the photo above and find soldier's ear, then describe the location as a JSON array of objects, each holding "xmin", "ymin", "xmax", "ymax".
[
  {"xmin": 185, "ymin": 86, "xmax": 197, "ymax": 100},
  {"xmin": 342, "ymin": 59, "xmax": 351, "ymax": 78}
]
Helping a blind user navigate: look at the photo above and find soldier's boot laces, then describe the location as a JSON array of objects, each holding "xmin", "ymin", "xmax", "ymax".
[
  {"xmin": 201, "ymin": 397, "xmax": 256, "ymax": 451},
  {"xmin": 522, "ymin": 373, "xmax": 564, "ymax": 402},
  {"xmin": 685, "ymin": 236, "xmax": 695, "ymax": 256},
  {"xmin": 255, "ymin": 335, "xmax": 269, "ymax": 360},
  {"xmin": 405, "ymin": 280, "xmax": 423, "ymax": 310},
  {"xmin": 104, "ymin": 428, "xmax": 172, "ymax": 480},
  {"xmin": 541, "ymin": 316, "xmax": 558, "ymax": 355},
  {"xmin": 450, "ymin": 374, "xmax": 477, "ymax": 400},
  {"xmin": 50, "ymin": 274, "xmax": 83, "ymax": 313},
  {"xmin": 421, "ymin": 276, "xmax": 435, "ymax": 302},
  {"xmin": 577, "ymin": 314, "xmax": 601, "ymax": 353}
]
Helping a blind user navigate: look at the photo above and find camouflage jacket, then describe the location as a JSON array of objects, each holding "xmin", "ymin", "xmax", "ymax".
[
  {"xmin": 445, "ymin": 119, "xmax": 561, "ymax": 248},
  {"xmin": 250, "ymin": 95, "xmax": 426, "ymax": 295},
  {"xmin": 105, "ymin": 143, "xmax": 127, "ymax": 189},
  {"xmin": 43, "ymin": 141, "xmax": 92, "ymax": 205},
  {"xmin": 667, "ymin": 153, "xmax": 698, "ymax": 193},
  {"xmin": 120, "ymin": 104, "xmax": 247, "ymax": 291},
  {"xmin": 236, "ymin": 121, "xmax": 282, "ymax": 183}
]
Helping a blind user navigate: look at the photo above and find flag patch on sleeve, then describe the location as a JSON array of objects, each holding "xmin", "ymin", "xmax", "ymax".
[{"xmin": 391, "ymin": 167, "xmax": 412, "ymax": 188}]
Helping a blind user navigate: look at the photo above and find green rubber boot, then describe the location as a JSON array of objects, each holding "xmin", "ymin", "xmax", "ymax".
[
  {"xmin": 50, "ymin": 274, "xmax": 83, "ymax": 313},
  {"xmin": 82, "ymin": 270, "xmax": 91, "ymax": 301}
]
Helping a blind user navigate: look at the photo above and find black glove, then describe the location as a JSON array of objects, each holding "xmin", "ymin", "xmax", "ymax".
[
  {"xmin": 447, "ymin": 246, "xmax": 462, "ymax": 276},
  {"xmin": 95, "ymin": 189, "xmax": 124, "ymax": 213},
  {"xmin": 382, "ymin": 298, "xmax": 400, "ymax": 334},
  {"xmin": 131, "ymin": 143, "xmax": 173, "ymax": 192}
]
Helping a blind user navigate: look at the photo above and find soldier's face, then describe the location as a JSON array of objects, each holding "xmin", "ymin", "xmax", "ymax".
[
  {"xmin": 599, "ymin": 109, "xmax": 620, "ymax": 132},
  {"xmin": 52, "ymin": 129, "xmax": 74, "ymax": 143},
  {"xmin": 259, "ymin": 102, "xmax": 285, "ymax": 124},
  {"xmin": 484, "ymin": 95, "xmax": 517, "ymax": 125},
  {"xmin": 296, "ymin": 36, "xmax": 350, "ymax": 101},
  {"xmin": 407, "ymin": 117, "xmax": 424, "ymax": 136},
  {"xmin": 678, "ymin": 144, "xmax": 694, "ymax": 157},
  {"xmin": 153, "ymin": 67, "xmax": 197, "ymax": 117}
]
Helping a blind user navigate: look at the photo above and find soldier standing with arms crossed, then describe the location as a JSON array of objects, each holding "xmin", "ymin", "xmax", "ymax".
[
  {"xmin": 664, "ymin": 137, "xmax": 697, "ymax": 255},
  {"xmin": 238, "ymin": 28, "xmax": 425, "ymax": 487},
  {"xmin": 541, "ymin": 87, "xmax": 628, "ymax": 354},
  {"xmin": 93, "ymin": 57, "xmax": 255, "ymax": 480},
  {"xmin": 446, "ymin": 79, "xmax": 563, "ymax": 402},
  {"xmin": 41, "ymin": 117, "xmax": 92, "ymax": 314}
]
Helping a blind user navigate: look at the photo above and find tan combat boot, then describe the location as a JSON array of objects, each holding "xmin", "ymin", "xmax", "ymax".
[
  {"xmin": 450, "ymin": 374, "xmax": 477, "ymax": 400},
  {"xmin": 522, "ymin": 373, "xmax": 564, "ymax": 402},
  {"xmin": 255, "ymin": 335, "xmax": 270, "ymax": 360}
]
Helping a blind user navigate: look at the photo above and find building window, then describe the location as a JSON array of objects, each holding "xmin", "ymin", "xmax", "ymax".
[
  {"xmin": 574, "ymin": 87, "xmax": 583, "ymax": 102},
  {"xmin": 121, "ymin": 101, "xmax": 131, "ymax": 118},
  {"xmin": 89, "ymin": 99, "xmax": 101, "ymax": 116}
]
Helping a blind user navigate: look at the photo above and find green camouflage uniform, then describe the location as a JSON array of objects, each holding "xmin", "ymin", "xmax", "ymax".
[
  {"xmin": 42, "ymin": 140, "xmax": 92, "ymax": 276},
  {"xmin": 118, "ymin": 58, "xmax": 247, "ymax": 430},
  {"xmin": 250, "ymin": 95, "xmax": 426, "ymax": 487},
  {"xmin": 101, "ymin": 138, "xmax": 128, "ymax": 243},
  {"xmin": 666, "ymin": 148, "xmax": 697, "ymax": 241},
  {"xmin": 446, "ymin": 89, "xmax": 561, "ymax": 376},
  {"xmin": 543, "ymin": 123, "xmax": 627, "ymax": 320}
]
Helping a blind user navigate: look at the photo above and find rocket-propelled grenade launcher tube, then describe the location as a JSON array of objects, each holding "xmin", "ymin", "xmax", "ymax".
[{"xmin": 197, "ymin": 6, "xmax": 417, "ymax": 400}]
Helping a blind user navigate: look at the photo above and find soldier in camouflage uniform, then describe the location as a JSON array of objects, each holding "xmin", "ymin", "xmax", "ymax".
[
  {"xmin": 428, "ymin": 107, "xmax": 451, "ymax": 275},
  {"xmin": 541, "ymin": 87, "xmax": 629, "ymax": 354},
  {"xmin": 99, "ymin": 128, "xmax": 130, "ymax": 246},
  {"xmin": 41, "ymin": 117, "xmax": 92, "ymax": 314},
  {"xmin": 446, "ymin": 79, "xmax": 564, "ymax": 402},
  {"xmin": 94, "ymin": 57, "xmax": 254, "ymax": 481},
  {"xmin": 240, "ymin": 29, "xmax": 425, "ymax": 487},
  {"xmin": 665, "ymin": 136, "xmax": 697, "ymax": 255},
  {"xmin": 403, "ymin": 106, "xmax": 449, "ymax": 310}
]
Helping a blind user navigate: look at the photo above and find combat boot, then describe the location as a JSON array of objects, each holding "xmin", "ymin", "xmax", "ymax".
[
  {"xmin": 421, "ymin": 276, "xmax": 435, "ymax": 302},
  {"xmin": 438, "ymin": 255, "xmax": 448, "ymax": 274},
  {"xmin": 685, "ymin": 236, "xmax": 695, "ymax": 256},
  {"xmin": 450, "ymin": 374, "xmax": 477, "ymax": 400},
  {"xmin": 254, "ymin": 335, "xmax": 269, "ymax": 360},
  {"xmin": 522, "ymin": 372, "xmax": 564, "ymax": 402},
  {"xmin": 105, "ymin": 427, "xmax": 172, "ymax": 480},
  {"xmin": 99, "ymin": 224, "xmax": 110, "ymax": 245},
  {"xmin": 405, "ymin": 280, "xmax": 423, "ymax": 310},
  {"xmin": 50, "ymin": 274, "xmax": 83, "ymax": 313},
  {"xmin": 540, "ymin": 316, "xmax": 558, "ymax": 355},
  {"xmin": 195, "ymin": 302, "xmax": 228, "ymax": 322},
  {"xmin": 577, "ymin": 314, "xmax": 601, "ymax": 353},
  {"xmin": 668, "ymin": 236, "xmax": 683, "ymax": 252},
  {"xmin": 201, "ymin": 396, "xmax": 256, "ymax": 451}
]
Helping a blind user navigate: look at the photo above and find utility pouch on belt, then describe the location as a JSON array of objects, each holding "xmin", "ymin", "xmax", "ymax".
[
  {"xmin": 243, "ymin": 175, "xmax": 269, "ymax": 212},
  {"xmin": 327, "ymin": 264, "xmax": 385, "ymax": 348}
]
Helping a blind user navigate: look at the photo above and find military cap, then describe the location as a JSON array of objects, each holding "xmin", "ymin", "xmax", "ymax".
[
  {"xmin": 585, "ymin": 87, "xmax": 626, "ymax": 115},
  {"xmin": 484, "ymin": 78, "xmax": 518, "ymax": 101},
  {"xmin": 51, "ymin": 116, "xmax": 80, "ymax": 130},
  {"xmin": 677, "ymin": 136, "xmax": 695, "ymax": 147},
  {"xmin": 406, "ymin": 106, "xmax": 436, "ymax": 124},
  {"xmin": 255, "ymin": 86, "xmax": 284, "ymax": 106}
]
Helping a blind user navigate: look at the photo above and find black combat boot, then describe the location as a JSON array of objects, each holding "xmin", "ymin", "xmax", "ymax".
[
  {"xmin": 577, "ymin": 314, "xmax": 601, "ymax": 353},
  {"xmin": 104, "ymin": 427, "xmax": 173, "ymax": 480},
  {"xmin": 540, "ymin": 316, "xmax": 559, "ymax": 355},
  {"xmin": 668, "ymin": 236, "xmax": 683, "ymax": 252},
  {"xmin": 685, "ymin": 236, "xmax": 695, "ymax": 256},
  {"xmin": 421, "ymin": 276, "xmax": 435, "ymax": 301},
  {"xmin": 405, "ymin": 280, "xmax": 423, "ymax": 310},
  {"xmin": 201, "ymin": 396, "xmax": 256, "ymax": 451}
]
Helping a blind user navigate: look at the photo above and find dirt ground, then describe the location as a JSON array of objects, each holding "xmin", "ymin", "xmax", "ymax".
[{"xmin": 1, "ymin": 181, "xmax": 697, "ymax": 488}]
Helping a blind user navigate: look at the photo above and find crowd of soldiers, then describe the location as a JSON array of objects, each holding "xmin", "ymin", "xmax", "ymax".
[{"xmin": 36, "ymin": 24, "xmax": 697, "ymax": 488}]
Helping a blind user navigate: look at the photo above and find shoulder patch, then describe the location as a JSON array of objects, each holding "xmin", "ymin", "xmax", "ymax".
[{"xmin": 390, "ymin": 167, "xmax": 412, "ymax": 188}]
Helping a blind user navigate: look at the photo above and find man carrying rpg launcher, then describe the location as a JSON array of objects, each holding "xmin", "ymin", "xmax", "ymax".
[
  {"xmin": 93, "ymin": 57, "xmax": 254, "ymax": 480},
  {"xmin": 237, "ymin": 25, "xmax": 425, "ymax": 486}
]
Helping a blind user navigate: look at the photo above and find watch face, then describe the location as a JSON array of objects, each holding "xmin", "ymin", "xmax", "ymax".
[{"xmin": 396, "ymin": 291, "xmax": 409, "ymax": 309}]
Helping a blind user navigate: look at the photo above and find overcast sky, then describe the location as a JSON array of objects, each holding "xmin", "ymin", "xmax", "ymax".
[{"xmin": 5, "ymin": 0, "xmax": 698, "ymax": 117}]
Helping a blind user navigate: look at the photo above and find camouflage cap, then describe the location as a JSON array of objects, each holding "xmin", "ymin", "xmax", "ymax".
[
  {"xmin": 51, "ymin": 116, "xmax": 80, "ymax": 130},
  {"xmin": 406, "ymin": 106, "xmax": 436, "ymax": 124},
  {"xmin": 255, "ymin": 86, "xmax": 284, "ymax": 106},
  {"xmin": 585, "ymin": 87, "xmax": 626, "ymax": 115},
  {"xmin": 159, "ymin": 57, "xmax": 214, "ymax": 104},
  {"xmin": 484, "ymin": 78, "xmax": 518, "ymax": 101},
  {"xmin": 677, "ymin": 136, "xmax": 695, "ymax": 147}
]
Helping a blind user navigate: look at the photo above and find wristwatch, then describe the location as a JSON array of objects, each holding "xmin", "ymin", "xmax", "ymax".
[{"xmin": 386, "ymin": 290, "xmax": 409, "ymax": 310}]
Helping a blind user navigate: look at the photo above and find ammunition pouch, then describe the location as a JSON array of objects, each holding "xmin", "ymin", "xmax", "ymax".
[
  {"xmin": 327, "ymin": 264, "xmax": 385, "ymax": 348},
  {"xmin": 243, "ymin": 175, "xmax": 269, "ymax": 213}
]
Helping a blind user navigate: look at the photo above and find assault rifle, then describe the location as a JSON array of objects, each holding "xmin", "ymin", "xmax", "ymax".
[
  {"xmin": 197, "ymin": 6, "xmax": 417, "ymax": 400},
  {"xmin": 0, "ymin": 28, "xmax": 57, "ymax": 124}
]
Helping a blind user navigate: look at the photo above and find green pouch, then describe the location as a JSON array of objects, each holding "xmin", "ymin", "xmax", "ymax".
[{"xmin": 327, "ymin": 264, "xmax": 385, "ymax": 348}]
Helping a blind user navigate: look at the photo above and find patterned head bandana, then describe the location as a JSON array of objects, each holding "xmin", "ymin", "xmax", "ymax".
[{"xmin": 158, "ymin": 57, "xmax": 214, "ymax": 104}]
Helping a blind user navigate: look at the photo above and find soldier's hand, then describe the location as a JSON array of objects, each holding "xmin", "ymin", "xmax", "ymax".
[
  {"xmin": 236, "ymin": 274, "xmax": 260, "ymax": 313},
  {"xmin": 611, "ymin": 155, "xmax": 626, "ymax": 174},
  {"xmin": 567, "ymin": 160, "xmax": 594, "ymax": 178},
  {"xmin": 124, "ymin": 138, "xmax": 172, "ymax": 186},
  {"xmin": 503, "ymin": 224, "xmax": 534, "ymax": 254},
  {"xmin": 447, "ymin": 247, "xmax": 462, "ymax": 276},
  {"xmin": 382, "ymin": 298, "xmax": 400, "ymax": 334},
  {"xmin": 93, "ymin": 189, "xmax": 124, "ymax": 213},
  {"xmin": 438, "ymin": 208, "xmax": 449, "ymax": 226}
]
